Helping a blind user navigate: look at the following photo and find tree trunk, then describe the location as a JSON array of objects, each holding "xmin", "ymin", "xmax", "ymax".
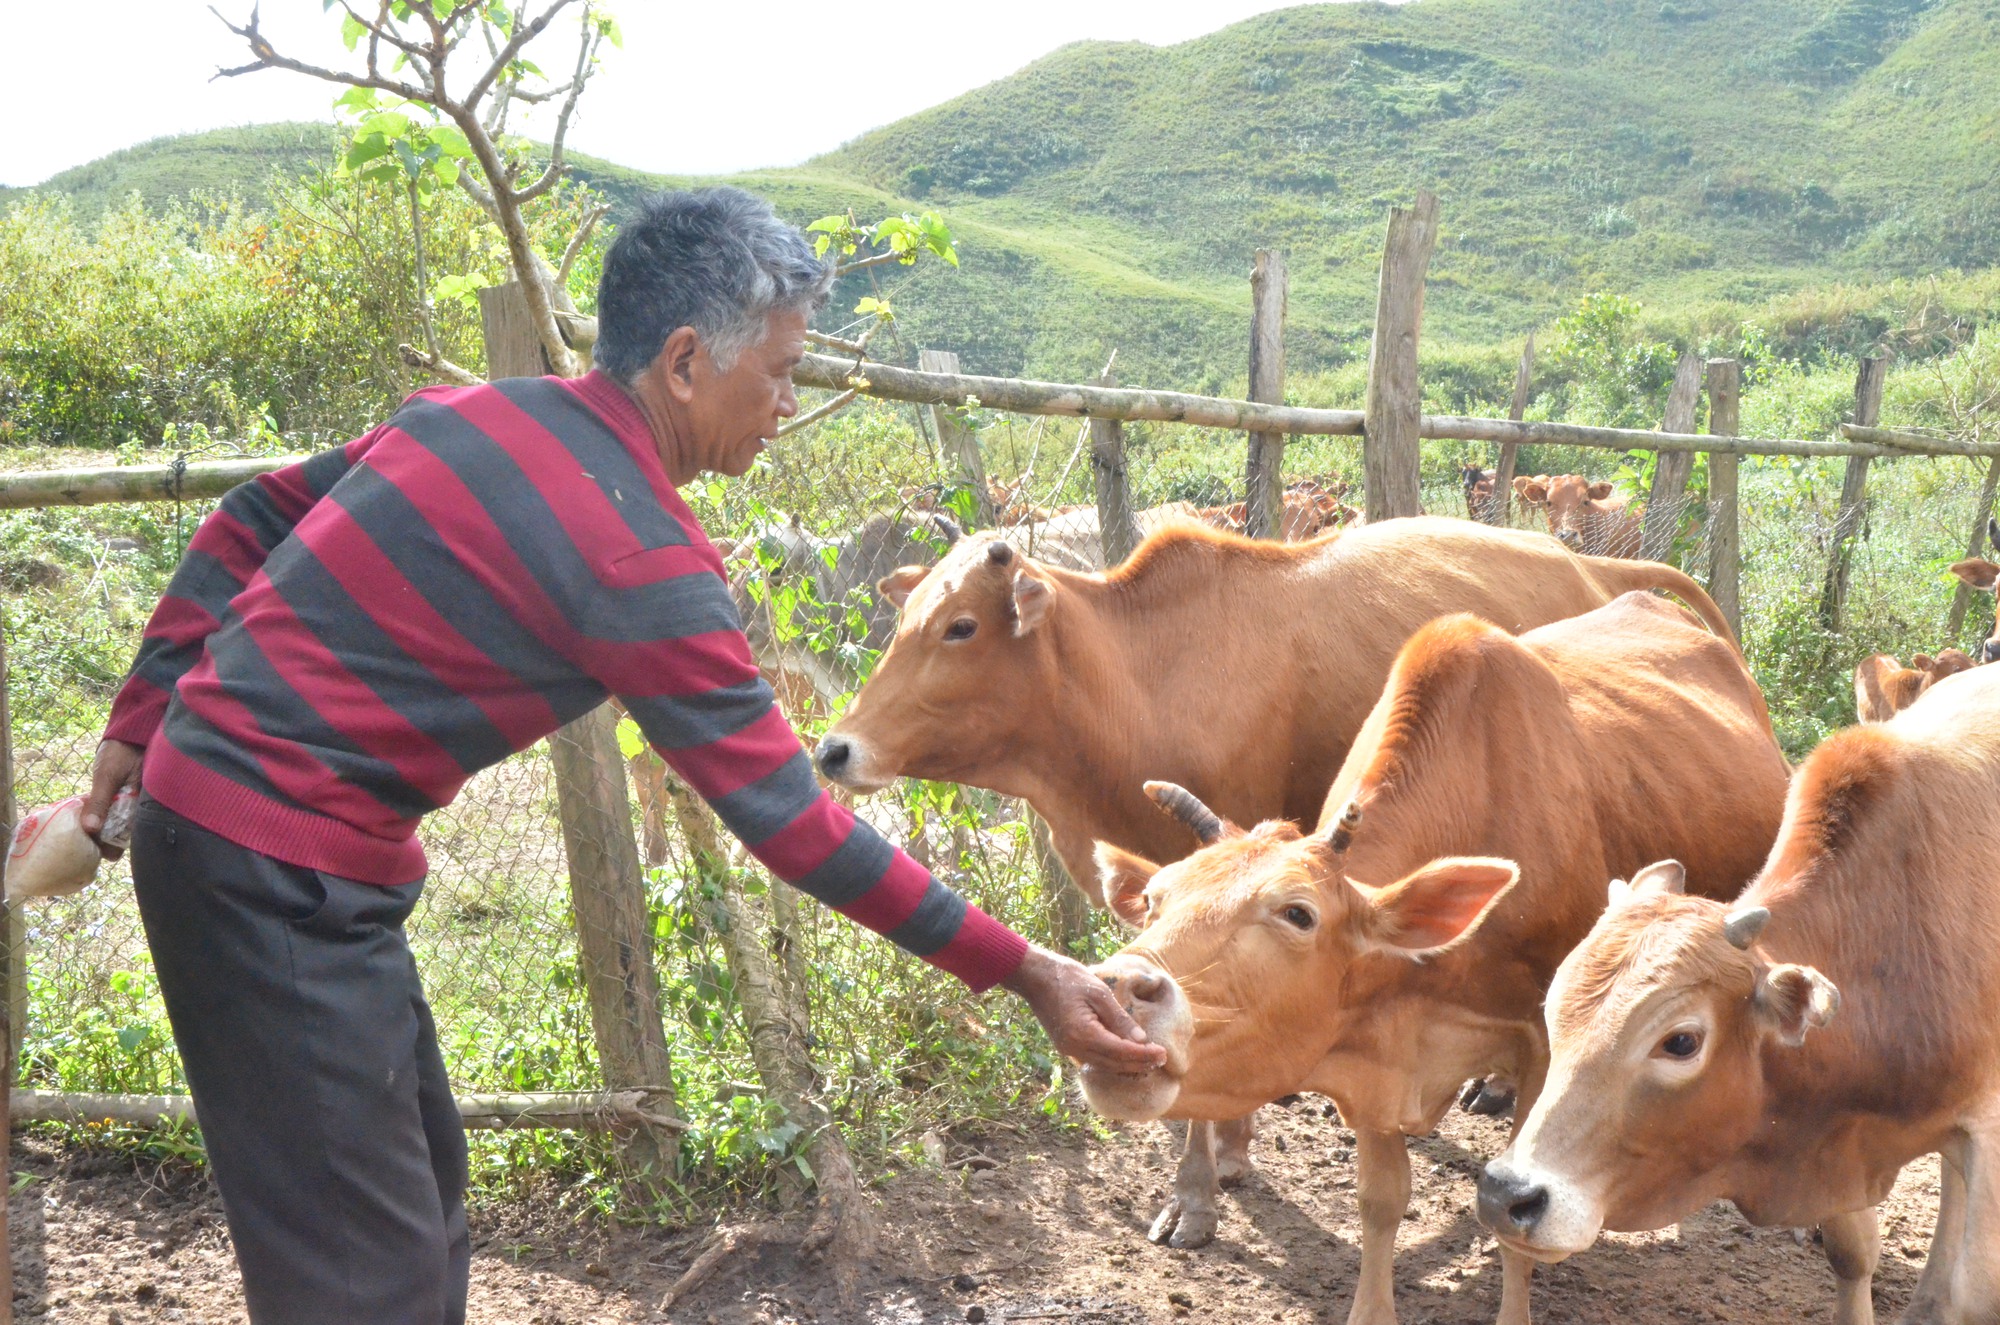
[
  {"xmin": 659, "ymin": 775, "xmax": 871, "ymax": 1273},
  {"xmin": 1243, "ymin": 250, "xmax": 1289, "ymax": 540},
  {"xmin": 1487, "ymin": 334, "xmax": 1534, "ymax": 525},
  {"xmin": 1820, "ymin": 355, "xmax": 1890, "ymax": 629},
  {"xmin": 1362, "ymin": 192, "xmax": 1440, "ymax": 523},
  {"xmin": 1090, "ymin": 369, "xmax": 1142, "ymax": 567},
  {"xmin": 1640, "ymin": 350, "xmax": 1705, "ymax": 563},
  {"xmin": 921, "ymin": 349, "xmax": 997, "ymax": 529},
  {"xmin": 1949, "ymin": 456, "xmax": 2000, "ymax": 638},
  {"xmin": 1704, "ymin": 359, "xmax": 1744, "ymax": 638}
]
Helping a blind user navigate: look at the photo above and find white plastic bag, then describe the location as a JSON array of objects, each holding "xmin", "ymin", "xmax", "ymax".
[{"xmin": 4, "ymin": 788, "xmax": 135, "ymax": 903}]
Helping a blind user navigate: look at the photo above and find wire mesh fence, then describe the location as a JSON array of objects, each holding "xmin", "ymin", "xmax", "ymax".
[{"xmin": 2, "ymin": 390, "xmax": 1995, "ymax": 1191}]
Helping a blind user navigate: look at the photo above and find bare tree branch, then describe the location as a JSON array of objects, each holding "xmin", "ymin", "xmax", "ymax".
[
  {"xmin": 557, "ymin": 203, "xmax": 611, "ymax": 289},
  {"xmin": 834, "ymin": 248, "xmax": 917, "ymax": 276},
  {"xmin": 337, "ymin": 1, "xmax": 428, "ymax": 63},
  {"xmin": 514, "ymin": 16, "xmax": 600, "ymax": 203},
  {"xmin": 463, "ymin": 0, "xmax": 581, "ymax": 111},
  {"xmin": 210, "ymin": 5, "xmax": 426, "ymax": 99},
  {"xmin": 399, "ymin": 343, "xmax": 486, "ymax": 386}
]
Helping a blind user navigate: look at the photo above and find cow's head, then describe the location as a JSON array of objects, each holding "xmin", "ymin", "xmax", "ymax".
[
  {"xmin": 1950, "ymin": 525, "xmax": 2000, "ymax": 664},
  {"xmin": 1476, "ymin": 861, "xmax": 1839, "ymax": 1261},
  {"xmin": 1079, "ymin": 783, "xmax": 1518, "ymax": 1122},
  {"xmin": 813, "ymin": 532, "xmax": 1061, "ymax": 794},
  {"xmin": 1512, "ymin": 473, "xmax": 1616, "ymax": 547}
]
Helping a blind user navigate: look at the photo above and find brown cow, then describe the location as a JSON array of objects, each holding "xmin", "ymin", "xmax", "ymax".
[
  {"xmin": 1948, "ymin": 516, "xmax": 2000, "ymax": 664},
  {"xmin": 1079, "ymin": 592, "xmax": 1787, "ymax": 1325},
  {"xmin": 1853, "ymin": 648, "xmax": 1975, "ymax": 723},
  {"xmin": 813, "ymin": 516, "xmax": 1741, "ymax": 1247},
  {"xmin": 1462, "ymin": 462, "xmax": 1498, "ymax": 520},
  {"xmin": 1478, "ymin": 663, "xmax": 2000, "ymax": 1325},
  {"xmin": 1513, "ymin": 473, "xmax": 1643, "ymax": 559}
]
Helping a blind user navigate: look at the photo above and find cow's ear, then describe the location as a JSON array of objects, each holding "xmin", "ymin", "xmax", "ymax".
[
  {"xmin": 1607, "ymin": 859, "xmax": 1685, "ymax": 911},
  {"xmin": 1012, "ymin": 569, "xmax": 1053, "ymax": 635},
  {"xmin": 1754, "ymin": 962, "xmax": 1840, "ymax": 1047},
  {"xmin": 1517, "ymin": 480, "xmax": 1549, "ymax": 504},
  {"xmin": 876, "ymin": 565, "xmax": 929, "ymax": 609},
  {"xmin": 1913, "ymin": 653, "xmax": 1936, "ymax": 671},
  {"xmin": 1094, "ymin": 843, "xmax": 1160, "ymax": 926},
  {"xmin": 1587, "ymin": 481, "xmax": 1615, "ymax": 500},
  {"xmin": 1358, "ymin": 857, "xmax": 1519, "ymax": 957},
  {"xmin": 1511, "ymin": 476, "xmax": 1538, "ymax": 498},
  {"xmin": 1949, "ymin": 558, "xmax": 2000, "ymax": 590}
]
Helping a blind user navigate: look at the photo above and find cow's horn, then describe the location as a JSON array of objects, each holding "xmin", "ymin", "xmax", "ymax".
[
  {"xmin": 1722, "ymin": 906, "xmax": 1770, "ymax": 950},
  {"xmin": 1143, "ymin": 781, "xmax": 1225, "ymax": 846},
  {"xmin": 1326, "ymin": 799, "xmax": 1362, "ymax": 853}
]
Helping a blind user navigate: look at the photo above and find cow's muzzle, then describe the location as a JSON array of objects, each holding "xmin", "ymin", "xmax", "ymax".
[
  {"xmin": 1984, "ymin": 638, "xmax": 2000, "ymax": 666},
  {"xmin": 812, "ymin": 734, "xmax": 890, "ymax": 792},
  {"xmin": 1475, "ymin": 1157, "xmax": 1596, "ymax": 1262},
  {"xmin": 1476, "ymin": 1163, "xmax": 1549, "ymax": 1238},
  {"xmin": 1078, "ymin": 955, "xmax": 1193, "ymax": 1122}
]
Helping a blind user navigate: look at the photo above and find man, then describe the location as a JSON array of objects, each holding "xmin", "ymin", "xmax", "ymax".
[{"xmin": 80, "ymin": 187, "xmax": 1161, "ymax": 1325}]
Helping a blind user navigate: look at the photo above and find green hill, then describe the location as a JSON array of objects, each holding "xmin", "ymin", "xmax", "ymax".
[{"xmin": 10, "ymin": 0, "xmax": 2000, "ymax": 385}]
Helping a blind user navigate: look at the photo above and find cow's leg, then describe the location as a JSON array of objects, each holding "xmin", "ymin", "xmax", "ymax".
[
  {"xmin": 1457, "ymin": 1075, "xmax": 1517, "ymax": 1117},
  {"xmin": 1902, "ymin": 1147, "xmax": 1966, "ymax": 1324},
  {"xmin": 1349, "ymin": 1128, "xmax": 1410, "ymax": 1325},
  {"xmin": 1494, "ymin": 1058, "xmax": 1548, "ymax": 1325},
  {"xmin": 1938, "ymin": 1125, "xmax": 2000, "ymax": 1323},
  {"xmin": 1819, "ymin": 1207, "xmax": 1879, "ymax": 1325},
  {"xmin": 1149, "ymin": 1121, "xmax": 1222, "ymax": 1248},
  {"xmin": 1213, "ymin": 1112, "xmax": 1255, "ymax": 1186}
]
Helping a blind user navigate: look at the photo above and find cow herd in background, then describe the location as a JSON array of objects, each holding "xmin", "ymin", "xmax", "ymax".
[{"xmin": 700, "ymin": 468, "xmax": 2000, "ymax": 1324}]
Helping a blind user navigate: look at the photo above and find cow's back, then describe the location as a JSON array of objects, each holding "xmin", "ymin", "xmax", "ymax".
[{"xmin": 1524, "ymin": 592, "xmax": 1788, "ymax": 898}]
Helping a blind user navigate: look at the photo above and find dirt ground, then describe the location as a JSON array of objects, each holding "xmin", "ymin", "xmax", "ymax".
[{"xmin": 10, "ymin": 1096, "xmax": 1942, "ymax": 1325}]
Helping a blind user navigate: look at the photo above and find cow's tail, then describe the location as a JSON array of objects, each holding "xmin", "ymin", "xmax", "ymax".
[{"xmin": 1583, "ymin": 555, "xmax": 1741, "ymax": 654}]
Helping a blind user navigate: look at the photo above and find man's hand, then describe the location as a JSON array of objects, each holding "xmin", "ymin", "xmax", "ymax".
[
  {"xmin": 80, "ymin": 740, "xmax": 144, "ymax": 861},
  {"xmin": 1001, "ymin": 945, "xmax": 1167, "ymax": 1073}
]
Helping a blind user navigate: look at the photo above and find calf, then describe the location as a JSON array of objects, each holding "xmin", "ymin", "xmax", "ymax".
[
  {"xmin": 1479, "ymin": 663, "xmax": 2000, "ymax": 1325},
  {"xmin": 1462, "ymin": 462, "xmax": 1498, "ymax": 520},
  {"xmin": 1854, "ymin": 648, "xmax": 1975, "ymax": 722},
  {"xmin": 1080, "ymin": 592, "xmax": 1787, "ymax": 1324},
  {"xmin": 1948, "ymin": 516, "xmax": 2000, "ymax": 663},
  {"xmin": 1513, "ymin": 473, "xmax": 1642, "ymax": 558}
]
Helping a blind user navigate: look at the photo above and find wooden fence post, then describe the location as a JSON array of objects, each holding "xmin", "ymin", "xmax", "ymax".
[
  {"xmin": 1640, "ymin": 350, "xmax": 1705, "ymax": 562},
  {"xmin": 919, "ymin": 349, "xmax": 997, "ymax": 529},
  {"xmin": 1089, "ymin": 368, "xmax": 1142, "ymax": 567},
  {"xmin": 1486, "ymin": 333, "xmax": 1534, "ymax": 525},
  {"xmin": 1819, "ymin": 354, "xmax": 1889, "ymax": 629},
  {"xmin": 1705, "ymin": 358, "xmax": 1743, "ymax": 637},
  {"xmin": 1950, "ymin": 457, "xmax": 2000, "ymax": 638},
  {"xmin": 1363, "ymin": 192, "xmax": 1439, "ymax": 523},
  {"xmin": 1243, "ymin": 250, "xmax": 1289, "ymax": 540},
  {"xmin": 481, "ymin": 282, "xmax": 678, "ymax": 1179}
]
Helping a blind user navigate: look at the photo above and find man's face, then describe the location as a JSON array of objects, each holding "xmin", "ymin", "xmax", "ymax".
[{"xmin": 684, "ymin": 308, "xmax": 807, "ymax": 477}]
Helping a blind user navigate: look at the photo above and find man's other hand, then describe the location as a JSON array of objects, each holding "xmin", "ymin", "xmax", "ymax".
[
  {"xmin": 1001, "ymin": 945, "xmax": 1168, "ymax": 1073},
  {"xmin": 80, "ymin": 739, "xmax": 144, "ymax": 860}
]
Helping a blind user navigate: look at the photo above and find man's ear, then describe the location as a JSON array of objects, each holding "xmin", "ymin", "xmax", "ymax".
[
  {"xmin": 655, "ymin": 325, "xmax": 703, "ymax": 403},
  {"xmin": 1755, "ymin": 963, "xmax": 1841, "ymax": 1047},
  {"xmin": 1094, "ymin": 843, "xmax": 1160, "ymax": 926},
  {"xmin": 1013, "ymin": 569, "xmax": 1053, "ymax": 635},
  {"xmin": 1949, "ymin": 558, "xmax": 2000, "ymax": 590},
  {"xmin": 1358, "ymin": 857, "xmax": 1520, "ymax": 956},
  {"xmin": 875, "ymin": 566, "xmax": 930, "ymax": 609},
  {"xmin": 1587, "ymin": 481, "xmax": 1615, "ymax": 501}
]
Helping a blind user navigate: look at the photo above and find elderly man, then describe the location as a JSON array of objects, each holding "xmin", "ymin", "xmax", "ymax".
[{"xmin": 79, "ymin": 187, "xmax": 1160, "ymax": 1325}]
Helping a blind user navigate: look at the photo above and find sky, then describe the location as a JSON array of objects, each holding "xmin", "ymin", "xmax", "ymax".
[{"xmin": 0, "ymin": 0, "xmax": 1317, "ymax": 188}]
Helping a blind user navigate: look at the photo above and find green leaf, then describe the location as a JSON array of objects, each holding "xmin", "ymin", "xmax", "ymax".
[
  {"xmin": 116, "ymin": 1025, "xmax": 150, "ymax": 1053},
  {"xmin": 615, "ymin": 715, "xmax": 647, "ymax": 761},
  {"xmin": 595, "ymin": 12, "xmax": 623, "ymax": 48},
  {"xmin": 853, "ymin": 296, "xmax": 892, "ymax": 321},
  {"xmin": 341, "ymin": 12, "xmax": 368, "ymax": 50},
  {"xmin": 333, "ymin": 87, "xmax": 380, "ymax": 115}
]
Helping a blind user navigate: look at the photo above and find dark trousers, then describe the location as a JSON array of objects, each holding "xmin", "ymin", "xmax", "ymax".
[{"xmin": 130, "ymin": 797, "xmax": 470, "ymax": 1325}]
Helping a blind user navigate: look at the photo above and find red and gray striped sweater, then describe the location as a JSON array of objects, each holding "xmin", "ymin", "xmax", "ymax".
[{"xmin": 102, "ymin": 372, "xmax": 1028, "ymax": 990}]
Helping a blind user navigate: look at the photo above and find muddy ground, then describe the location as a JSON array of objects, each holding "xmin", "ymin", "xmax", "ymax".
[{"xmin": 11, "ymin": 1096, "xmax": 1941, "ymax": 1324}]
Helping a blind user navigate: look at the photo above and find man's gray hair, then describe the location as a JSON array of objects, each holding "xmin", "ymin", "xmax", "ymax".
[{"xmin": 594, "ymin": 187, "xmax": 833, "ymax": 381}]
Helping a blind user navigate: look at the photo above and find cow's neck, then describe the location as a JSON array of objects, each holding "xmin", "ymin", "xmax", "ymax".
[{"xmin": 1018, "ymin": 546, "xmax": 1340, "ymax": 883}]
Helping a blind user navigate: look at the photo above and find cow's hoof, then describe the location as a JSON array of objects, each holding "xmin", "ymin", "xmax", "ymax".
[
  {"xmin": 1148, "ymin": 1197, "xmax": 1218, "ymax": 1249},
  {"xmin": 1458, "ymin": 1077, "xmax": 1517, "ymax": 1117}
]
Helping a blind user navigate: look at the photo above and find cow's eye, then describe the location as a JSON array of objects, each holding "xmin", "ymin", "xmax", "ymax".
[
  {"xmin": 943, "ymin": 617, "xmax": 977, "ymax": 642},
  {"xmin": 1658, "ymin": 1030, "xmax": 1703, "ymax": 1060},
  {"xmin": 1281, "ymin": 904, "xmax": 1316, "ymax": 931}
]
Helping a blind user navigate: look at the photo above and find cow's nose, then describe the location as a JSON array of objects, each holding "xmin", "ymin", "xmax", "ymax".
[
  {"xmin": 814, "ymin": 735, "xmax": 852, "ymax": 780},
  {"xmin": 1556, "ymin": 528, "xmax": 1581, "ymax": 546},
  {"xmin": 1476, "ymin": 1164, "xmax": 1550, "ymax": 1237},
  {"xmin": 1984, "ymin": 639, "xmax": 2000, "ymax": 665},
  {"xmin": 1102, "ymin": 968, "xmax": 1166, "ymax": 1004}
]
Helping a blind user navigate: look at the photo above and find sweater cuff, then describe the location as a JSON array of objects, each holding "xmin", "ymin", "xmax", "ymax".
[
  {"xmin": 925, "ymin": 905, "xmax": 1031, "ymax": 992},
  {"xmin": 103, "ymin": 678, "xmax": 170, "ymax": 749}
]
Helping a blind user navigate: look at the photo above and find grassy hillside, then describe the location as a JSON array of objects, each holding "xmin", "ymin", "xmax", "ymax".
[{"xmin": 9, "ymin": 0, "xmax": 2000, "ymax": 385}]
